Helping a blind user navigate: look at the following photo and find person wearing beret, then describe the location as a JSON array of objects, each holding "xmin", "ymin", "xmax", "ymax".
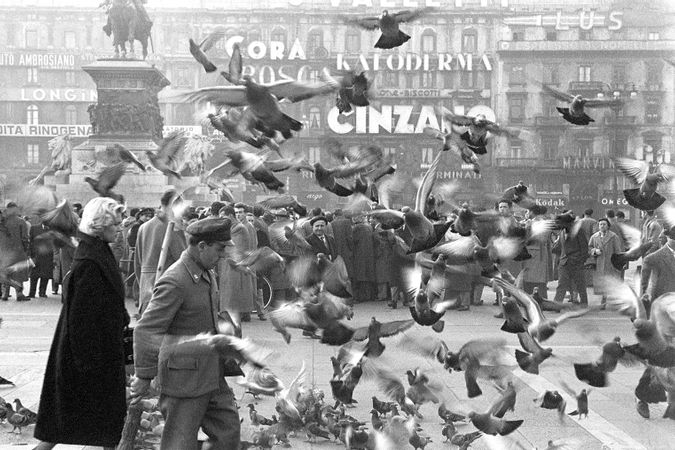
[
  {"xmin": 551, "ymin": 213, "xmax": 589, "ymax": 306},
  {"xmin": 131, "ymin": 217, "xmax": 242, "ymax": 450},
  {"xmin": 307, "ymin": 215, "xmax": 337, "ymax": 261}
]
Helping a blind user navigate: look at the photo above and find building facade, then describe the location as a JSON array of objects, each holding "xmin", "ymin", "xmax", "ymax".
[{"xmin": 0, "ymin": 0, "xmax": 673, "ymax": 215}]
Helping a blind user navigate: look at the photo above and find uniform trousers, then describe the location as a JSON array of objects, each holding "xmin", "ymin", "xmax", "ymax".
[{"xmin": 158, "ymin": 380, "xmax": 240, "ymax": 450}]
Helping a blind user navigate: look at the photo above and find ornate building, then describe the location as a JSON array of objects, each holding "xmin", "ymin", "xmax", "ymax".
[
  {"xmin": 0, "ymin": 0, "xmax": 673, "ymax": 214},
  {"xmin": 493, "ymin": 0, "xmax": 675, "ymax": 222}
]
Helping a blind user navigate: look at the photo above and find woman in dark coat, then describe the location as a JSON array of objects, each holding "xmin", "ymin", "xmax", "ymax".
[{"xmin": 33, "ymin": 197, "xmax": 129, "ymax": 450}]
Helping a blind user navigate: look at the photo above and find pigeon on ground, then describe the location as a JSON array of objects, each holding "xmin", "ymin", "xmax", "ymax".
[
  {"xmin": 560, "ymin": 381, "xmax": 591, "ymax": 419},
  {"xmin": 489, "ymin": 381, "xmax": 517, "ymax": 418}
]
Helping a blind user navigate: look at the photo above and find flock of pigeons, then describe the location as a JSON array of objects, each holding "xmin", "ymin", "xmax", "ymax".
[{"xmin": 2, "ymin": 6, "xmax": 675, "ymax": 450}]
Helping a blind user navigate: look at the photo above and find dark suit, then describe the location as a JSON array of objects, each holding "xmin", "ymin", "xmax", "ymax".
[
  {"xmin": 553, "ymin": 228, "xmax": 589, "ymax": 304},
  {"xmin": 134, "ymin": 250, "xmax": 240, "ymax": 450},
  {"xmin": 307, "ymin": 233, "xmax": 337, "ymax": 261}
]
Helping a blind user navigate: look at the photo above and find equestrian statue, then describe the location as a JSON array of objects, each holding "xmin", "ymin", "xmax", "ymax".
[{"xmin": 101, "ymin": 0, "xmax": 153, "ymax": 59}]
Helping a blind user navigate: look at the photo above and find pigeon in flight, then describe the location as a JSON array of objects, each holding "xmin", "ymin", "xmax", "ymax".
[
  {"xmin": 539, "ymin": 82, "xmax": 624, "ymax": 125},
  {"xmin": 341, "ymin": 8, "xmax": 435, "ymax": 49}
]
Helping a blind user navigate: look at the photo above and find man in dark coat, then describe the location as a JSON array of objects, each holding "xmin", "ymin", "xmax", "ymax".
[
  {"xmin": 1, "ymin": 202, "xmax": 30, "ymax": 301},
  {"xmin": 34, "ymin": 197, "xmax": 129, "ymax": 449},
  {"xmin": 351, "ymin": 214, "xmax": 376, "ymax": 302},
  {"xmin": 552, "ymin": 213, "xmax": 589, "ymax": 305},
  {"xmin": 306, "ymin": 215, "xmax": 337, "ymax": 260},
  {"xmin": 131, "ymin": 217, "xmax": 241, "ymax": 449},
  {"xmin": 28, "ymin": 219, "xmax": 54, "ymax": 298},
  {"xmin": 330, "ymin": 209, "xmax": 354, "ymax": 278}
]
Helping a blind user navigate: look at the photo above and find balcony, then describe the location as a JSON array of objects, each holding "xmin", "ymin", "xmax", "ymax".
[
  {"xmin": 498, "ymin": 40, "xmax": 675, "ymax": 54},
  {"xmin": 495, "ymin": 158, "xmax": 558, "ymax": 169},
  {"xmin": 569, "ymin": 81, "xmax": 607, "ymax": 92},
  {"xmin": 535, "ymin": 116, "xmax": 568, "ymax": 127},
  {"xmin": 604, "ymin": 115, "xmax": 637, "ymax": 126}
]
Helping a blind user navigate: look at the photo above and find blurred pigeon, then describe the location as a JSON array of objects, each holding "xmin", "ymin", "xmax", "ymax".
[
  {"xmin": 560, "ymin": 381, "xmax": 590, "ymax": 419},
  {"xmin": 444, "ymin": 112, "xmax": 524, "ymax": 156},
  {"xmin": 489, "ymin": 381, "xmax": 517, "ymax": 418},
  {"xmin": 189, "ymin": 28, "xmax": 226, "ymax": 72},
  {"xmin": 84, "ymin": 163, "xmax": 125, "ymax": 203},
  {"xmin": 322, "ymin": 69, "xmax": 374, "ymax": 113},
  {"xmin": 111, "ymin": 143, "xmax": 145, "ymax": 171},
  {"xmin": 147, "ymin": 131, "xmax": 185, "ymax": 179},
  {"xmin": 613, "ymin": 157, "xmax": 675, "ymax": 211},
  {"xmin": 221, "ymin": 42, "xmax": 243, "ymax": 85}
]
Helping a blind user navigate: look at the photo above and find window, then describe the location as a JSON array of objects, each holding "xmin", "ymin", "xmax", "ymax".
[
  {"xmin": 308, "ymin": 146, "xmax": 321, "ymax": 164},
  {"xmin": 65, "ymin": 71, "xmax": 77, "ymax": 86},
  {"xmin": 510, "ymin": 145, "xmax": 522, "ymax": 159},
  {"xmin": 421, "ymin": 147, "xmax": 434, "ymax": 167},
  {"xmin": 26, "ymin": 104, "xmax": 39, "ymax": 124},
  {"xmin": 541, "ymin": 135, "xmax": 559, "ymax": 159},
  {"xmin": 173, "ymin": 66, "xmax": 191, "ymax": 88},
  {"xmin": 309, "ymin": 69, "xmax": 320, "ymax": 83},
  {"xmin": 25, "ymin": 29, "xmax": 38, "ymax": 48},
  {"xmin": 382, "ymin": 71, "xmax": 398, "ymax": 86},
  {"xmin": 461, "ymin": 30, "xmax": 476, "ymax": 53},
  {"xmin": 308, "ymin": 107, "xmax": 321, "ymax": 129},
  {"xmin": 27, "ymin": 67, "xmax": 38, "ymax": 84},
  {"xmin": 86, "ymin": 25, "xmax": 93, "ymax": 46},
  {"xmin": 648, "ymin": 32, "xmax": 660, "ymax": 41},
  {"xmin": 6, "ymin": 23, "xmax": 15, "ymax": 46},
  {"xmin": 307, "ymin": 30, "xmax": 323, "ymax": 57},
  {"xmin": 271, "ymin": 28, "xmax": 286, "ymax": 46},
  {"xmin": 27, "ymin": 144, "xmax": 40, "ymax": 165},
  {"xmin": 65, "ymin": 105, "xmax": 77, "ymax": 125},
  {"xmin": 579, "ymin": 30, "xmax": 591, "ymax": 41},
  {"xmin": 421, "ymin": 30, "xmax": 436, "ymax": 53},
  {"xmin": 612, "ymin": 136, "xmax": 627, "ymax": 157},
  {"xmin": 406, "ymin": 74, "xmax": 416, "ymax": 89},
  {"xmin": 420, "ymin": 72, "xmax": 436, "ymax": 88},
  {"xmin": 383, "ymin": 146, "xmax": 397, "ymax": 162},
  {"xmin": 543, "ymin": 64, "xmax": 559, "ymax": 85},
  {"xmin": 543, "ymin": 97, "xmax": 558, "ymax": 117},
  {"xmin": 460, "ymin": 71, "xmax": 475, "ymax": 88},
  {"xmin": 646, "ymin": 61, "xmax": 662, "ymax": 88},
  {"xmin": 443, "ymin": 72, "xmax": 454, "ymax": 89},
  {"xmin": 613, "ymin": 64, "xmax": 626, "ymax": 86},
  {"xmin": 345, "ymin": 32, "xmax": 360, "ymax": 53},
  {"xmin": 64, "ymin": 31, "xmax": 76, "ymax": 49},
  {"xmin": 645, "ymin": 96, "xmax": 661, "ymax": 123},
  {"xmin": 545, "ymin": 31, "xmax": 557, "ymax": 41},
  {"xmin": 3, "ymin": 103, "xmax": 15, "ymax": 122},
  {"xmin": 47, "ymin": 26, "xmax": 54, "ymax": 46},
  {"xmin": 508, "ymin": 95, "xmax": 525, "ymax": 123},
  {"xmin": 512, "ymin": 31, "xmax": 524, "ymax": 41},
  {"xmin": 578, "ymin": 65, "xmax": 591, "ymax": 82},
  {"xmin": 576, "ymin": 138, "xmax": 593, "ymax": 158},
  {"xmin": 643, "ymin": 135, "xmax": 662, "ymax": 157},
  {"xmin": 509, "ymin": 65, "xmax": 525, "ymax": 85}
]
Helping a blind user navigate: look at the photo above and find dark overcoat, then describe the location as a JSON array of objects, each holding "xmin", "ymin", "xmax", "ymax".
[
  {"xmin": 34, "ymin": 232, "xmax": 129, "ymax": 447},
  {"xmin": 29, "ymin": 223, "xmax": 53, "ymax": 279},
  {"xmin": 331, "ymin": 217, "xmax": 354, "ymax": 277},
  {"xmin": 352, "ymin": 222, "xmax": 376, "ymax": 282}
]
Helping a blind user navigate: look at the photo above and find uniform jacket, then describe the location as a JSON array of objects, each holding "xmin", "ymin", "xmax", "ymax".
[
  {"xmin": 134, "ymin": 250, "xmax": 239, "ymax": 398},
  {"xmin": 307, "ymin": 233, "xmax": 337, "ymax": 260},
  {"xmin": 641, "ymin": 244, "xmax": 675, "ymax": 299},
  {"xmin": 34, "ymin": 232, "xmax": 129, "ymax": 447}
]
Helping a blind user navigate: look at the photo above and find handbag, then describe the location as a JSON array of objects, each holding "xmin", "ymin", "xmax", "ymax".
[
  {"xmin": 583, "ymin": 254, "xmax": 597, "ymax": 269},
  {"xmin": 123, "ymin": 326, "xmax": 134, "ymax": 365}
]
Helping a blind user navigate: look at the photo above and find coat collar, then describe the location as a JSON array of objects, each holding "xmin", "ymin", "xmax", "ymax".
[
  {"xmin": 180, "ymin": 250, "xmax": 211, "ymax": 284},
  {"xmin": 74, "ymin": 231, "xmax": 124, "ymax": 298}
]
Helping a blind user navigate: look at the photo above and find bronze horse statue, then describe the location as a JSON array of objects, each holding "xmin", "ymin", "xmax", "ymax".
[{"xmin": 102, "ymin": 0, "xmax": 152, "ymax": 59}]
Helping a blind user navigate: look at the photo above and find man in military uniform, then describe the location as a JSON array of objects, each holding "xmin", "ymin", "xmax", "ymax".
[{"xmin": 131, "ymin": 217, "xmax": 241, "ymax": 450}]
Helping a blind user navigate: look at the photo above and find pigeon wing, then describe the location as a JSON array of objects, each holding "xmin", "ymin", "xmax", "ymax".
[
  {"xmin": 613, "ymin": 157, "xmax": 650, "ymax": 185},
  {"xmin": 97, "ymin": 163, "xmax": 126, "ymax": 192},
  {"xmin": 268, "ymin": 80, "xmax": 338, "ymax": 103},
  {"xmin": 342, "ymin": 15, "xmax": 381, "ymax": 30},
  {"xmin": 199, "ymin": 27, "xmax": 227, "ymax": 52},
  {"xmin": 541, "ymin": 84, "xmax": 575, "ymax": 102},
  {"xmin": 176, "ymin": 86, "xmax": 248, "ymax": 108},
  {"xmin": 392, "ymin": 7, "xmax": 435, "ymax": 23}
]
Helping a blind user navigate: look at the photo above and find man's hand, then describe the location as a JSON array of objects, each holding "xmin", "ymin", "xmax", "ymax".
[
  {"xmin": 640, "ymin": 293, "xmax": 651, "ymax": 304},
  {"xmin": 130, "ymin": 376, "xmax": 152, "ymax": 405}
]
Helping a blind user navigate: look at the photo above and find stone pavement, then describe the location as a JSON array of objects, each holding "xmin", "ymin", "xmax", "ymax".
[{"xmin": 1, "ymin": 273, "xmax": 674, "ymax": 449}]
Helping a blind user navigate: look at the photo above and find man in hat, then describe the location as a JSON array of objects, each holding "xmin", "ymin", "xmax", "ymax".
[
  {"xmin": 134, "ymin": 190, "xmax": 187, "ymax": 315},
  {"xmin": 552, "ymin": 212, "xmax": 589, "ymax": 306},
  {"xmin": 307, "ymin": 215, "xmax": 337, "ymax": 261},
  {"xmin": 132, "ymin": 217, "xmax": 242, "ymax": 449},
  {"xmin": 127, "ymin": 207, "xmax": 154, "ymax": 248}
]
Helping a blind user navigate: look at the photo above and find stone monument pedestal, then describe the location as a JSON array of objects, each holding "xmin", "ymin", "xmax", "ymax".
[{"xmin": 54, "ymin": 59, "xmax": 174, "ymax": 207}]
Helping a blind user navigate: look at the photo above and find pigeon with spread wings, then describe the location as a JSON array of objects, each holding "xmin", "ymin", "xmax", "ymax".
[
  {"xmin": 321, "ymin": 69, "xmax": 375, "ymax": 113},
  {"xmin": 444, "ymin": 112, "xmax": 525, "ymax": 156},
  {"xmin": 84, "ymin": 163, "xmax": 126, "ymax": 203},
  {"xmin": 539, "ymin": 82, "xmax": 624, "ymax": 125},
  {"xmin": 188, "ymin": 27, "xmax": 226, "ymax": 73},
  {"xmin": 613, "ymin": 157, "xmax": 675, "ymax": 211},
  {"xmin": 341, "ymin": 8, "xmax": 435, "ymax": 49}
]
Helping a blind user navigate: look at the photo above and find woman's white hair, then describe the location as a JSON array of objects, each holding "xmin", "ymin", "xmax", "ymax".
[{"xmin": 78, "ymin": 197, "xmax": 125, "ymax": 237}]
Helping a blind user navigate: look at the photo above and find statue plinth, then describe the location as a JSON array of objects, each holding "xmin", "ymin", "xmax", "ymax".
[{"xmin": 56, "ymin": 59, "xmax": 174, "ymax": 207}]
